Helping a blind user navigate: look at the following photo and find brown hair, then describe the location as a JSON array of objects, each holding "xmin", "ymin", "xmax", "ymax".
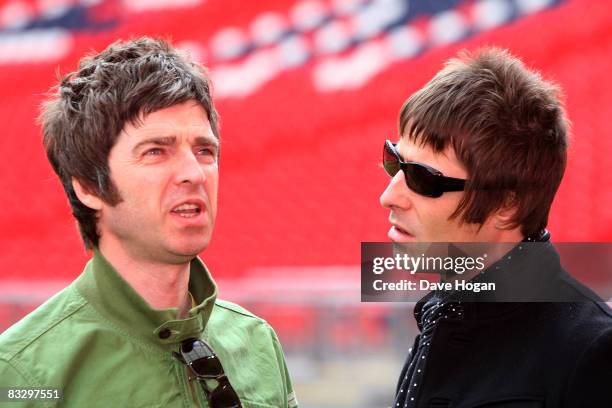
[
  {"xmin": 399, "ymin": 47, "xmax": 568, "ymax": 236},
  {"xmin": 40, "ymin": 37, "xmax": 219, "ymax": 249}
]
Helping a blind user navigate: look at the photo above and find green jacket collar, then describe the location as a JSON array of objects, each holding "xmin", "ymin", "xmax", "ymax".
[{"xmin": 74, "ymin": 248, "xmax": 218, "ymax": 352}]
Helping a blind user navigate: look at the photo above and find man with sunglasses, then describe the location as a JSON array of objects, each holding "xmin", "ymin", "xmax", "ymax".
[
  {"xmin": 380, "ymin": 48, "xmax": 612, "ymax": 407},
  {"xmin": 0, "ymin": 38, "xmax": 297, "ymax": 408}
]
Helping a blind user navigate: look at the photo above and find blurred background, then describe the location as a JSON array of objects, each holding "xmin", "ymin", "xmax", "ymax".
[{"xmin": 1, "ymin": 0, "xmax": 611, "ymax": 406}]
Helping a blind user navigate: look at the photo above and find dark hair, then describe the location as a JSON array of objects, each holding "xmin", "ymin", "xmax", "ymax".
[
  {"xmin": 40, "ymin": 37, "xmax": 219, "ymax": 249},
  {"xmin": 399, "ymin": 47, "xmax": 569, "ymax": 236}
]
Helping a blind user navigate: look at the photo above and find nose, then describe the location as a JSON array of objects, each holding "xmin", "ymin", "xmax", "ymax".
[
  {"xmin": 174, "ymin": 149, "xmax": 206, "ymax": 185},
  {"xmin": 380, "ymin": 171, "xmax": 412, "ymax": 210}
]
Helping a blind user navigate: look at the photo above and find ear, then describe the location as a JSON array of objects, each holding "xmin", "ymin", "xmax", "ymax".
[
  {"xmin": 493, "ymin": 209, "xmax": 515, "ymax": 230},
  {"xmin": 72, "ymin": 178, "xmax": 103, "ymax": 211},
  {"xmin": 492, "ymin": 193, "xmax": 518, "ymax": 230}
]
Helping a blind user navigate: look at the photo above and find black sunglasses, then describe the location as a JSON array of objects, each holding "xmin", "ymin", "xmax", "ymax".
[
  {"xmin": 383, "ymin": 140, "xmax": 467, "ymax": 198},
  {"xmin": 173, "ymin": 338, "xmax": 242, "ymax": 408}
]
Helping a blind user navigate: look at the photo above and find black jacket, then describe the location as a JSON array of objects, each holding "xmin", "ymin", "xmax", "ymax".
[{"xmin": 396, "ymin": 242, "xmax": 612, "ymax": 408}]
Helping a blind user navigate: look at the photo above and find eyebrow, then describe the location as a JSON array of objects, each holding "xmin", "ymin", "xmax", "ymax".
[
  {"xmin": 393, "ymin": 142, "xmax": 411, "ymax": 163},
  {"xmin": 132, "ymin": 136, "xmax": 219, "ymax": 154}
]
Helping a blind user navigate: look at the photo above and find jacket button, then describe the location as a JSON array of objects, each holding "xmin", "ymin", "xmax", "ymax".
[{"xmin": 158, "ymin": 328, "xmax": 171, "ymax": 339}]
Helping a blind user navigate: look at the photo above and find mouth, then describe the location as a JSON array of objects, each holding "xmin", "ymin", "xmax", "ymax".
[
  {"xmin": 388, "ymin": 224, "xmax": 415, "ymax": 242},
  {"xmin": 170, "ymin": 201, "xmax": 203, "ymax": 218}
]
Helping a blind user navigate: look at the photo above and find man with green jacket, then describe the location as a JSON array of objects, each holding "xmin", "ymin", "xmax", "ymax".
[{"xmin": 0, "ymin": 37, "xmax": 298, "ymax": 408}]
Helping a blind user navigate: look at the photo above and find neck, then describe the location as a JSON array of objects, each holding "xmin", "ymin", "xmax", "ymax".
[
  {"xmin": 98, "ymin": 238, "xmax": 191, "ymax": 312},
  {"xmin": 442, "ymin": 229, "xmax": 525, "ymax": 284}
]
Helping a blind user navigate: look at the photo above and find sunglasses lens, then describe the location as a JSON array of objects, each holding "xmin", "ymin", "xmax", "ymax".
[
  {"xmin": 191, "ymin": 355, "xmax": 224, "ymax": 377},
  {"xmin": 182, "ymin": 338, "xmax": 212, "ymax": 357},
  {"xmin": 383, "ymin": 143, "xmax": 401, "ymax": 177},
  {"xmin": 181, "ymin": 339, "xmax": 224, "ymax": 377},
  {"xmin": 383, "ymin": 141, "xmax": 442, "ymax": 197},
  {"xmin": 209, "ymin": 382, "xmax": 242, "ymax": 408},
  {"xmin": 404, "ymin": 163, "xmax": 441, "ymax": 197},
  {"xmin": 178, "ymin": 338, "xmax": 243, "ymax": 407}
]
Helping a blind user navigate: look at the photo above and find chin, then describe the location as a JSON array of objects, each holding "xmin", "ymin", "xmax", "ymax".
[{"xmin": 168, "ymin": 239, "xmax": 210, "ymax": 259}]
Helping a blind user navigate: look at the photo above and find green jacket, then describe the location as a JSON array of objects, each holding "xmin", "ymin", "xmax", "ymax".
[{"xmin": 0, "ymin": 249, "xmax": 298, "ymax": 408}]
